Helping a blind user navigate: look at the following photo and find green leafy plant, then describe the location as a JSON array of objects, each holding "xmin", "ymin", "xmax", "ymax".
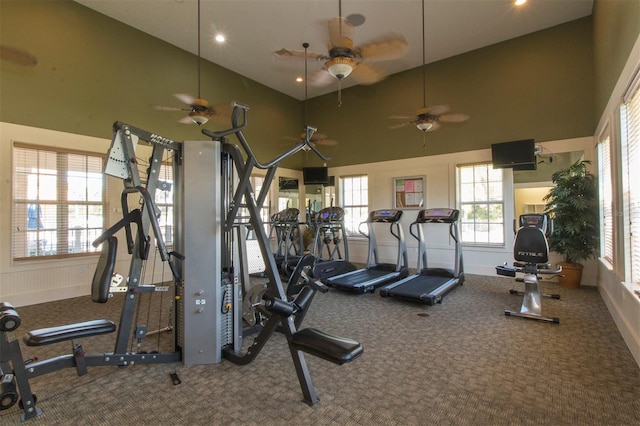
[{"xmin": 543, "ymin": 159, "xmax": 599, "ymax": 264}]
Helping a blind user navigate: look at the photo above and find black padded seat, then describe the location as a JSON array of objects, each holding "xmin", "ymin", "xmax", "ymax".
[
  {"xmin": 290, "ymin": 328, "xmax": 363, "ymax": 365},
  {"xmin": 23, "ymin": 319, "xmax": 116, "ymax": 346}
]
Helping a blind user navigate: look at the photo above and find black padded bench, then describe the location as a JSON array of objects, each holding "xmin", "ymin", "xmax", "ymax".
[
  {"xmin": 23, "ymin": 319, "xmax": 116, "ymax": 346},
  {"xmin": 290, "ymin": 328, "xmax": 363, "ymax": 365}
]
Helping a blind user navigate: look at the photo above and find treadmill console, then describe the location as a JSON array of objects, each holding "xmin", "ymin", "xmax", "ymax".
[
  {"xmin": 416, "ymin": 208, "xmax": 459, "ymax": 223},
  {"xmin": 316, "ymin": 206, "xmax": 345, "ymax": 223},
  {"xmin": 368, "ymin": 209, "xmax": 403, "ymax": 223}
]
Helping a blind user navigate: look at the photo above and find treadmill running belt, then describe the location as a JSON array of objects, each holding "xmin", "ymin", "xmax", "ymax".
[{"xmin": 384, "ymin": 275, "xmax": 451, "ymax": 302}]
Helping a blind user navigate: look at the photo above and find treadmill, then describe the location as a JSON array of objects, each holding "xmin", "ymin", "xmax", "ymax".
[
  {"xmin": 324, "ymin": 209, "xmax": 409, "ymax": 294},
  {"xmin": 379, "ymin": 208, "xmax": 464, "ymax": 304},
  {"xmin": 311, "ymin": 206, "xmax": 357, "ymax": 280}
]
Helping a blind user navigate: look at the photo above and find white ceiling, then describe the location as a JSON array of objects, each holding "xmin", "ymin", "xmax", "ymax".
[{"xmin": 74, "ymin": 0, "xmax": 594, "ymax": 100}]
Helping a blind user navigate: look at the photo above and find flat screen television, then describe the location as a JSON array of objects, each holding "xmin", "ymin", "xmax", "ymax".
[
  {"xmin": 491, "ymin": 139, "xmax": 537, "ymax": 170},
  {"xmin": 302, "ymin": 167, "xmax": 329, "ymax": 185},
  {"xmin": 279, "ymin": 177, "xmax": 299, "ymax": 191}
]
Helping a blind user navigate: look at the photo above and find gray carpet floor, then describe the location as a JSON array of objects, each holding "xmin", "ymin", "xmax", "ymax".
[{"xmin": 1, "ymin": 274, "xmax": 639, "ymax": 425}]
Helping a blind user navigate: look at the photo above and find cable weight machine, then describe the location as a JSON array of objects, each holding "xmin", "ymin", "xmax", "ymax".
[{"xmin": 0, "ymin": 103, "xmax": 362, "ymax": 421}]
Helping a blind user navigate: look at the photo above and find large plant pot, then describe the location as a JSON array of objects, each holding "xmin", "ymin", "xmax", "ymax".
[{"xmin": 558, "ymin": 262, "xmax": 583, "ymax": 288}]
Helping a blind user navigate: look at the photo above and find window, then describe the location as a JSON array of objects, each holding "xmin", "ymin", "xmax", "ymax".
[
  {"xmin": 251, "ymin": 174, "xmax": 271, "ymax": 224},
  {"xmin": 597, "ymin": 127, "xmax": 614, "ymax": 267},
  {"xmin": 340, "ymin": 175, "xmax": 368, "ymax": 236},
  {"xmin": 621, "ymin": 70, "xmax": 640, "ymax": 285},
  {"xmin": 12, "ymin": 144, "xmax": 106, "ymax": 260},
  {"xmin": 457, "ymin": 163, "xmax": 504, "ymax": 245}
]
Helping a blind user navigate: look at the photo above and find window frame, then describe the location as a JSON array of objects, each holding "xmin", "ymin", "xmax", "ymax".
[
  {"xmin": 620, "ymin": 68, "xmax": 640, "ymax": 286},
  {"xmin": 339, "ymin": 174, "xmax": 369, "ymax": 238},
  {"xmin": 456, "ymin": 162, "xmax": 505, "ymax": 247},
  {"xmin": 597, "ymin": 124, "xmax": 614, "ymax": 268},
  {"xmin": 12, "ymin": 142, "xmax": 107, "ymax": 261}
]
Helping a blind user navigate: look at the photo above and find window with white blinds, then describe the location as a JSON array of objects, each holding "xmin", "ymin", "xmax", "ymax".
[
  {"xmin": 457, "ymin": 163, "xmax": 505, "ymax": 246},
  {"xmin": 12, "ymin": 143, "xmax": 106, "ymax": 260},
  {"xmin": 621, "ymin": 70, "xmax": 640, "ymax": 285},
  {"xmin": 340, "ymin": 175, "xmax": 369, "ymax": 237},
  {"xmin": 598, "ymin": 130, "xmax": 614, "ymax": 267}
]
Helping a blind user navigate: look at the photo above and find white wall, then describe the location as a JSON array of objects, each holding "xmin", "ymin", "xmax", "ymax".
[{"xmin": 327, "ymin": 136, "xmax": 595, "ymax": 278}]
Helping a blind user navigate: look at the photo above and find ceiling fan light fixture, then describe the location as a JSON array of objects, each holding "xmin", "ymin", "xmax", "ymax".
[
  {"xmin": 326, "ymin": 57, "xmax": 356, "ymax": 80},
  {"xmin": 416, "ymin": 121, "xmax": 434, "ymax": 132},
  {"xmin": 189, "ymin": 112, "xmax": 209, "ymax": 125}
]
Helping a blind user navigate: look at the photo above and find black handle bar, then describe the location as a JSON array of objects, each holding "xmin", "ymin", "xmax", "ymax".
[{"xmin": 201, "ymin": 102, "xmax": 330, "ymax": 169}]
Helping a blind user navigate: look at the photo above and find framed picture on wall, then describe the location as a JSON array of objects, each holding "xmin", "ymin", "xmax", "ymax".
[{"xmin": 393, "ymin": 176, "xmax": 425, "ymax": 209}]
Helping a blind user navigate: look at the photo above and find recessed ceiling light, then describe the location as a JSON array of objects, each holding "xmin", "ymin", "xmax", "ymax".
[
  {"xmin": 215, "ymin": 34, "xmax": 226, "ymax": 43},
  {"xmin": 296, "ymin": 77, "xmax": 303, "ymax": 83},
  {"xmin": 514, "ymin": 0, "xmax": 527, "ymax": 6}
]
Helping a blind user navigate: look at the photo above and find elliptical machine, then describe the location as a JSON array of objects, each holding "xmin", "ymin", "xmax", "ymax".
[{"xmin": 496, "ymin": 214, "xmax": 562, "ymax": 323}]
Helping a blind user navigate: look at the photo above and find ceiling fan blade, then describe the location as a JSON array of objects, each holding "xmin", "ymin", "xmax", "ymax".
[
  {"xmin": 150, "ymin": 104, "xmax": 188, "ymax": 112},
  {"xmin": 178, "ymin": 116, "xmax": 195, "ymax": 124},
  {"xmin": 174, "ymin": 93, "xmax": 197, "ymax": 105},
  {"xmin": 273, "ymin": 48, "xmax": 328, "ymax": 61},
  {"xmin": 315, "ymin": 138, "xmax": 338, "ymax": 147},
  {"xmin": 351, "ymin": 63, "xmax": 387, "ymax": 85},
  {"xmin": 308, "ymin": 68, "xmax": 335, "ymax": 86},
  {"xmin": 207, "ymin": 103, "xmax": 233, "ymax": 124},
  {"xmin": 388, "ymin": 115, "xmax": 414, "ymax": 120},
  {"xmin": 328, "ymin": 17, "xmax": 355, "ymax": 49},
  {"xmin": 0, "ymin": 45, "xmax": 37, "ymax": 67},
  {"xmin": 357, "ymin": 36, "xmax": 409, "ymax": 61},
  {"xmin": 418, "ymin": 105, "xmax": 450, "ymax": 116},
  {"xmin": 389, "ymin": 121, "xmax": 412, "ymax": 130},
  {"xmin": 439, "ymin": 113, "xmax": 470, "ymax": 123}
]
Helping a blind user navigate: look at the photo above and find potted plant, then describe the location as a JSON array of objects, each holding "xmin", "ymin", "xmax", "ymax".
[{"xmin": 543, "ymin": 159, "xmax": 599, "ymax": 288}]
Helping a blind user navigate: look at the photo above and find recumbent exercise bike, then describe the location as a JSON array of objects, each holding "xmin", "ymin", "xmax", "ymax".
[{"xmin": 496, "ymin": 214, "xmax": 562, "ymax": 324}]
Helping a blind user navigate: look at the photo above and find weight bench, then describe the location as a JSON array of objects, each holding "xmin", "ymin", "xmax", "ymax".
[{"xmin": 0, "ymin": 237, "xmax": 120, "ymax": 420}]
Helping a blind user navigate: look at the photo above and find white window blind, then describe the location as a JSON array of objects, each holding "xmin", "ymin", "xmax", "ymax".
[
  {"xmin": 598, "ymin": 131, "xmax": 614, "ymax": 266},
  {"xmin": 12, "ymin": 143, "xmax": 106, "ymax": 260},
  {"xmin": 621, "ymin": 70, "xmax": 640, "ymax": 285}
]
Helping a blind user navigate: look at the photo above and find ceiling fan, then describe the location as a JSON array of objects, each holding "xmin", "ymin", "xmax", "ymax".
[
  {"xmin": 273, "ymin": 0, "xmax": 408, "ymax": 105},
  {"xmin": 150, "ymin": 0, "xmax": 229, "ymax": 126},
  {"xmin": 388, "ymin": 0, "xmax": 468, "ymax": 133},
  {"xmin": 0, "ymin": 45, "xmax": 38, "ymax": 67},
  {"xmin": 284, "ymin": 43, "xmax": 338, "ymax": 151}
]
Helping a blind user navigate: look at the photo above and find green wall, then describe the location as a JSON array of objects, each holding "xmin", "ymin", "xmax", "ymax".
[
  {"xmin": 305, "ymin": 17, "xmax": 595, "ymax": 167},
  {"xmin": 0, "ymin": 0, "xmax": 303, "ymax": 169},
  {"xmin": 3, "ymin": 1, "xmax": 637, "ymax": 170},
  {"xmin": 593, "ymin": 0, "xmax": 640, "ymax": 120}
]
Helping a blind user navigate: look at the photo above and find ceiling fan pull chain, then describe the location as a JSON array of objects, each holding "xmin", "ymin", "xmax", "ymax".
[{"xmin": 337, "ymin": 81, "xmax": 342, "ymax": 107}]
